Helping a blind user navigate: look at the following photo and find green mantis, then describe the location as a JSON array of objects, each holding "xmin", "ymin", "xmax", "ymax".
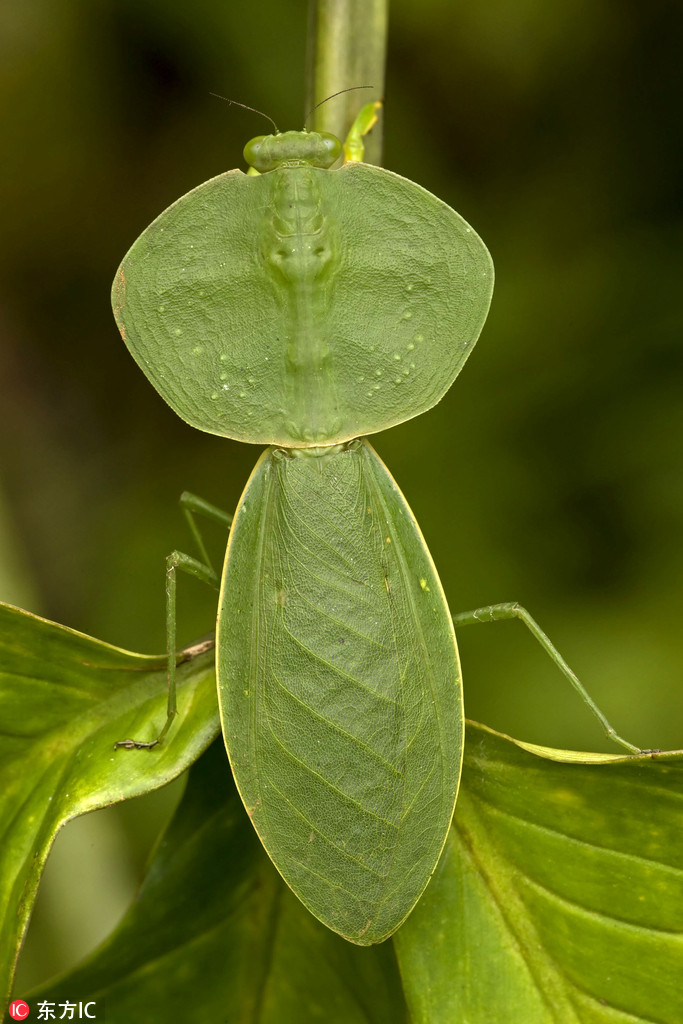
[{"xmin": 111, "ymin": 103, "xmax": 639, "ymax": 945}]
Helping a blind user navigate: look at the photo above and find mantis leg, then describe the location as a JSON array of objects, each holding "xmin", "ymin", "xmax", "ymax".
[
  {"xmin": 451, "ymin": 601, "xmax": 643, "ymax": 754},
  {"xmin": 343, "ymin": 100, "xmax": 382, "ymax": 163},
  {"xmin": 179, "ymin": 490, "xmax": 233, "ymax": 573},
  {"xmin": 115, "ymin": 493, "xmax": 233, "ymax": 751}
]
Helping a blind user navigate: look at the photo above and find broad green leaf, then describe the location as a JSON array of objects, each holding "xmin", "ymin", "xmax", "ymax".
[
  {"xmin": 218, "ymin": 439, "xmax": 463, "ymax": 944},
  {"xmin": 27, "ymin": 741, "xmax": 408, "ymax": 1024},
  {"xmin": 112, "ymin": 146, "xmax": 493, "ymax": 448},
  {"xmin": 0, "ymin": 602, "xmax": 220, "ymax": 1007},
  {"xmin": 395, "ymin": 721, "xmax": 683, "ymax": 1023}
]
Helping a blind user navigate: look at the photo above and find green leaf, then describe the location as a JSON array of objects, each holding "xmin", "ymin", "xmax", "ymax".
[
  {"xmin": 0, "ymin": 602, "xmax": 220, "ymax": 1007},
  {"xmin": 27, "ymin": 741, "xmax": 408, "ymax": 1024},
  {"xmin": 395, "ymin": 721, "xmax": 683, "ymax": 1023},
  {"xmin": 218, "ymin": 440, "xmax": 463, "ymax": 944},
  {"xmin": 7, "ymin": 601, "xmax": 681, "ymax": 1018}
]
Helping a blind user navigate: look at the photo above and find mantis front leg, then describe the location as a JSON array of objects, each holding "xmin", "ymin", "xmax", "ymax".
[{"xmin": 115, "ymin": 492, "xmax": 232, "ymax": 751}]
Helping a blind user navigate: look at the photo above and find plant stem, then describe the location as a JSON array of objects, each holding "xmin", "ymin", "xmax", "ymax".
[{"xmin": 306, "ymin": 0, "xmax": 388, "ymax": 165}]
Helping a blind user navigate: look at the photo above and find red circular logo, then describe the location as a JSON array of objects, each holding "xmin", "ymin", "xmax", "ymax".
[{"xmin": 9, "ymin": 1002, "xmax": 30, "ymax": 1020}]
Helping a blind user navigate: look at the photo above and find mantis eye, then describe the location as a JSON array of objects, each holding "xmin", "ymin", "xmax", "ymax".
[
  {"xmin": 316, "ymin": 132, "xmax": 342, "ymax": 167},
  {"xmin": 243, "ymin": 135, "xmax": 267, "ymax": 168}
]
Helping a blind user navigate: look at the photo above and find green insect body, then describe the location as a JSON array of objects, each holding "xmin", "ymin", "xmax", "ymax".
[
  {"xmin": 113, "ymin": 129, "xmax": 492, "ymax": 448},
  {"xmin": 112, "ymin": 117, "xmax": 493, "ymax": 944},
  {"xmin": 219, "ymin": 439, "xmax": 462, "ymax": 942}
]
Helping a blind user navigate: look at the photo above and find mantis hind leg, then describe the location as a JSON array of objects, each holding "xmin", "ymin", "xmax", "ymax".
[
  {"xmin": 114, "ymin": 493, "xmax": 233, "ymax": 751},
  {"xmin": 452, "ymin": 601, "xmax": 644, "ymax": 754}
]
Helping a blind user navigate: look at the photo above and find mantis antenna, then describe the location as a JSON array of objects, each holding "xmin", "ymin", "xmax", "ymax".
[
  {"xmin": 209, "ymin": 93, "xmax": 279, "ymax": 134},
  {"xmin": 303, "ymin": 85, "xmax": 374, "ymax": 127}
]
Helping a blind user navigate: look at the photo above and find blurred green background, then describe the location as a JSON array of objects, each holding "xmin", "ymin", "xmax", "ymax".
[{"xmin": 3, "ymin": 0, "xmax": 682, "ymax": 992}]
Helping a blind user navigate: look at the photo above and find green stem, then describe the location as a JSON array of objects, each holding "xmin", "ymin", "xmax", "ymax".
[{"xmin": 306, "ymin": 0, "xmax": 388, "ymax": 165}]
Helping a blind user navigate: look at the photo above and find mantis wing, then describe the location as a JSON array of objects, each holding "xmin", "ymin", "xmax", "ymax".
[{"xmin": 217, "ymin": 440, "xmax": 463, "ymax": 943}]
